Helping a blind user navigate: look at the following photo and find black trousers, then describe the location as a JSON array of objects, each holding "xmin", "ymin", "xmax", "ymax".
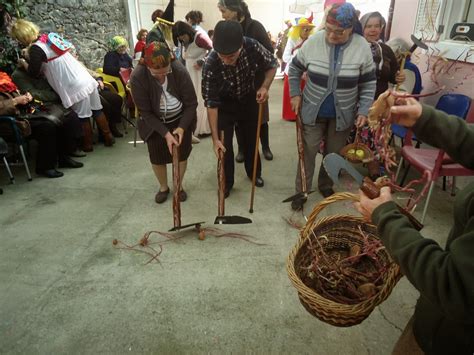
[
  {"xmin": 100, "ymin": 89, "xmax": 123, "ymax": 124},
  {"xmin": 29, "ymin": 119, "xmax": 57, "ymax": 171},
  {"xmin": 218, "ymin": 94, "xmax": 261, "ymax": 189}
]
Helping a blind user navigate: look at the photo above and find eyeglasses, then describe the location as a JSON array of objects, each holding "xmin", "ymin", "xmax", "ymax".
[
  {"xmin": 148, "ymin": 67, "xmax": 172, "ymax": 76},
  {"xmin": 325, "ymin": 26, "xmax": 350, "ymax": 36}
]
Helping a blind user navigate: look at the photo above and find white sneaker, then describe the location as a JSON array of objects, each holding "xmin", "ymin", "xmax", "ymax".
[{"xmin": 192, "ymin": 135, "xmax": 200, "ymax": 144}]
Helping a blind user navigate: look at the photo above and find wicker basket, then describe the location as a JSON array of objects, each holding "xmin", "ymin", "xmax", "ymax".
[
  {"xmin": 287, "ymin": 192, "xmax": 402, "ymax": 327},
  {"xmin": 340, "ymin": 127, "xmax": 374, "ymax": 163}
]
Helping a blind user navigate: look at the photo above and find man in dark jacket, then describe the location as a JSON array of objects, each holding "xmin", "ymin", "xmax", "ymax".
[
  {"xmin": 355, "ymin": 95, "xmax": 474, "ymax": 354},
  {"xmin": 202, "ymin": 20, "xmax": 277, "ymax": 198}
]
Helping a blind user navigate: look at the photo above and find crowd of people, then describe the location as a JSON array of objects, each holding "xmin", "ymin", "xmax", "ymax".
[{"xmin": 1, "ymin": 0, "xmax": 473, "ymax": 353}]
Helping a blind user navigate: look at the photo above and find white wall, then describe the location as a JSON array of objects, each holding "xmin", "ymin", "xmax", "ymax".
[{"xmin": 130, "ymin": 0, "xmax": 391, "ymax": 46}]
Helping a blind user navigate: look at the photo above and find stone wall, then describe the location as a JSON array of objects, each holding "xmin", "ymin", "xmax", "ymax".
[{"xmin": 23, "ymin": 0, "xmax": 131, "ymax": 69}]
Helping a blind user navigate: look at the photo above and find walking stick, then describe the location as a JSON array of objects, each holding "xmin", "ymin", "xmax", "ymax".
[
  {"xmin": 169, "ymin": 134, "xmax": 205, "ymax": 232},
  {"xmin": 215, "ymin": 131, "xmax": 252, "ymax": 224},
  {"xmin": 249, "ymin": 102, "xmax": 264, "ymax": 213},
  {"xmin": 282, "ymin": 112, "xmax": 315, "ymax": 203}
]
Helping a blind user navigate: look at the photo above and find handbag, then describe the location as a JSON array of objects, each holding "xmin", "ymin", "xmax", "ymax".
[{"xmin": 15, "ymin": 119, "xmax": 32, "ymax": 137}]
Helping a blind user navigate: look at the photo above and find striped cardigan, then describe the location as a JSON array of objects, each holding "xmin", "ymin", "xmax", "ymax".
[{"xmin": 288, "ymin": 31, "xmax": 376, "ymax": 131}]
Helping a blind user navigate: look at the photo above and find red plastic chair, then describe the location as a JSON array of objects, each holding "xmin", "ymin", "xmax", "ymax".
[{"xmin": 395, "ymin": 94, "xmax": 473, "ymax": 223}]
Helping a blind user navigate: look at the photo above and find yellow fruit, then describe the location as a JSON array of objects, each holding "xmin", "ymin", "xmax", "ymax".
[
  {"xmin": 355, "ymin": 149, "xmax": 365, "ymax": 159},
  {"xmin": 347, "ymin": 149, "xmax": 356, "ymax": 155}
]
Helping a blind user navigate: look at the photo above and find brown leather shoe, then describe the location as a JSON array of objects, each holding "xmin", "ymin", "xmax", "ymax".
[{"xmin": 155, "ymin": 188, "xmax": 170, "ymax": 204}]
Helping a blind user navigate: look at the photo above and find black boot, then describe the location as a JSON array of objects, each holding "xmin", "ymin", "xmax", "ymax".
[
  {"xmin": 109, "ymin": 122, "xmax": 123, "ymax": 138},
  {"xmin": 58, "ymin": 155, "xmax": 84, "ymax": 168},
  {"xmin": 260, "ymin": 123, "xmax": 273, "ymax": 161}
]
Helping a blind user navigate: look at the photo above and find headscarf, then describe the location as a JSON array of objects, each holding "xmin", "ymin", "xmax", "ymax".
[
  {"xmin": 109, "ymin": 36, "xmax": 128, "ymax": 51},
  {"xmin": 359, "ymin": 11, "xmax": 386, "ymax": 41},
  {"xmin": 324, "ymin": 0, "xmax": 346, "ymax": 9},
  {"xmin": 288, "ymin": 17, "xmax": 316, "ymax": 41},
  {"xmin": 218, "ymin": 0, "xmax": 243, "ymax": 13},
  {"xmin": 143, "ymin": 41, "xmax": 171, "ymax": 69},
  {"xmin": 0, "ymin": 71, "xmax": 18, "ymax": 93},
  {"xmin": 326, "ymin": 3, "xmax": 357, "ymax": 29}
]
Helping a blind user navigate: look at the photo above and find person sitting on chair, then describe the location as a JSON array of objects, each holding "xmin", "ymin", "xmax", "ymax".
[{"xmin": 103, "ymin": 36, "xmax": 133, "ymax": 79}]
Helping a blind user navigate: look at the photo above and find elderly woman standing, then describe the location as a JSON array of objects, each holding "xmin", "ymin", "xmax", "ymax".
[
  {"xmin": 103, "ymin": 36, "xmax": 133, "ymax": 78},
  {"xmin": 130, "ymin": 42, "xmax": 197, "ymax": 204},
  {"xmin": 174, "ymin": 21, "xmax": 212, "ymax": 137},
  {"xmin": 288, "ymin": 2, "xmax": 376, "ymax": 210},
  {"xmin": 352, "ymin": 11, "xmax": 405, "ymax": 179},
  {"xmin": 282, "ymin": 17, "xmax": 315, "ymax": 121},
  {"xmin": 11, "ymin": 19, "xmax": 114, "ymax": 151}
]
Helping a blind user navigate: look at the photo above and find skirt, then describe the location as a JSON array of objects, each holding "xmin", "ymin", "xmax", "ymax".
[{"xmin": 146, "ymin": 118, "xmax": 193, "ymax": 165}]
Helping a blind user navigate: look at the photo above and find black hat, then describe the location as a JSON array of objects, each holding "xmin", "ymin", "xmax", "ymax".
[{"xmin": 213, "ymin": 20, "xmax": 243, "ymax": 55}]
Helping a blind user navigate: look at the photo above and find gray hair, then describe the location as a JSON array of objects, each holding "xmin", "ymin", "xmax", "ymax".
[{"xmin": 386, "ymin": 37, "xmax": 410, "ymax": 57}]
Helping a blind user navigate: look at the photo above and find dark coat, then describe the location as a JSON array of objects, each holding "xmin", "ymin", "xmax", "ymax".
[{"xmin": 130, "ymin": 60, "xmax": 197, "ymax": 141}]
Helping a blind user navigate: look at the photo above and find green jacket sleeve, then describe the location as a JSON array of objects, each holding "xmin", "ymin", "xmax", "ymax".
[{"xmin": 372, "ymin": 201, "xmax": 474, "ymax": 323}]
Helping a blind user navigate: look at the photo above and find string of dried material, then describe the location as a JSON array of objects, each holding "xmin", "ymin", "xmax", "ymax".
[
  {"xmin": 301, "ymin": 226, "xmax": 388, "ymax": 304},
  {"xmin": 367, "ymin": 90, "xmax": 442, "ymax": 216},
  {"xmin": 112, "ymin": 228, "xmax": 264, "ymax": 264},
  {"xmin": 283, "ymin": 210, "xmax": 305, "ymax": 230}
]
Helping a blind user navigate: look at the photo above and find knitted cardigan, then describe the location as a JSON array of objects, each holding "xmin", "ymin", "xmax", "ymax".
[{"xmin": 288, "ymin": 31, "xmax": 376, "ymax": 131}]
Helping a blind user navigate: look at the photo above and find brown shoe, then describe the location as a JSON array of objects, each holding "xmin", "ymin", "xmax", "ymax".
[
  {"xmin": 179, "ymin": 190, "xmax": 187, "ymax": 202},
  {"xmin": 155, "ymin": 188, "xmax": 170, "ymax": 204}
]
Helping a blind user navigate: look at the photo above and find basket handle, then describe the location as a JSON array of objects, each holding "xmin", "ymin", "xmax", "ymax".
[{"xmin": 301, "ymin": 192, "xmax": 361, "ymax": 239}]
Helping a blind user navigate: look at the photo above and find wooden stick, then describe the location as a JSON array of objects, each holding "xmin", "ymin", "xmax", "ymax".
[
  {"xmin": 217, "ymin": 131, "xmax": 225, "ymax": 217},
  {"xmin": 395, "ymin": 52, "xmax": 408, "ymax": 91},
  {"xmin": 249, "ymin": 103, "xmax": 264, "ymax": 213},
  {"xmin": 296, "ymin": 113, "xmax": 307, "ymax": 194},
  {"xmin": 172, "ymin": 135, "xmax": 181, "ymax": 229}
]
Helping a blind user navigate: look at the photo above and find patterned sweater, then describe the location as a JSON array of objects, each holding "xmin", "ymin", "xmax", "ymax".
[{"xmin": 288, "ymin": 31, "xmax": 376, "ymax": 131}]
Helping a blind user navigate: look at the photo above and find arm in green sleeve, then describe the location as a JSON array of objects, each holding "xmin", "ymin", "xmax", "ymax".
[{"xmin": 372, "ymin": 201, "xmax": 474, "ymax": 323}]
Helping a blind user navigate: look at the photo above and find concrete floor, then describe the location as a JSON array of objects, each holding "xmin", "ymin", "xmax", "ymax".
[{"xmin": 0, "ymin": 79, "xmax": 465, "ymax": 354}]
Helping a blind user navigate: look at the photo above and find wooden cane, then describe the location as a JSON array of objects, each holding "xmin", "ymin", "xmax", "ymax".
[
  {"xmin": 395, "ymin": 52, "xmax": 408, "ymax": 91},
  {"xmin": 249, "ymin": 103, "xmax": 264, "ymax": 213},
  {"xmin": 217, "ymin": 131, "xmax": 225, "ymax": 217},
  {"xmin": 296, "ymin": 112, "xmax": 308, "ymax": 194},
  {"xmin": 172, "ymin": 135, "xmax": 181, "ymax": 229}
]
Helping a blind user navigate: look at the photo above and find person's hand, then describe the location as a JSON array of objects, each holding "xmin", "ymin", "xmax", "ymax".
[
  {"xmin": 391, "ymin": 96, "xmax": 423, "ymax": 128},
  {"xmin": 291, "ymin": 95, "xmax": 301, "ymax": 114},
  {"xmin": 355, "ymin": 114, "xmax": 367, "ymax": 128},
  {"xmin": 13, "ymin": 93, "xmax": 33, "ymax": 106},
  {"xmin": 17, "ymin": 58, "xmax": 28, "ymax": 69},
  {"xmin": 354, "ymin": 186, "xmax": 393, "ymax": 222},
  {"xmin": 172, "ymin": 127, "xmax": 184, "ymax": 145},
  {"xmin": 164, "ymin": 132, "xmax": 179, "ymax": 155},
  {"xmin": 256, "ymin": 87, "xmax": 269, "ymax": 104},
  {"xmin": 212, "ymin": 139, "xmax": 226, "ymax": 159},
  {"xmin": 97, "ymin": 80, "xmax": 105, "ymax": 90},
  {"xmin": 301, "ymin": 72, "xmax": 308, "ymax": 81},
  {"xmin": 395, "ymin": 70, "xmax": 406, "ymax": 84}
]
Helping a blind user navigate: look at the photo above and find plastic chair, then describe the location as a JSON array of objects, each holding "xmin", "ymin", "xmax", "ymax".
[
  {"xmin": 0, "ymin": 136, "xmax": 15, "ymax": 194},
  {"xmin": 95, "ymin": 68, "xmax": 126, "ymax": 99},
  {"xmin": 0, "ymin": 116, "xmax": 33, "ymax": 181},
  {"xmin": 391, "ymin": 59, "xmax": 423, "ymax": 147},
  {"xmin": 395, "ymin": 94, "xmax": 473, "ymax": 223},
  {"xmin": 119, "ymin": 68, "xmax": 138, "ymax": 142}
]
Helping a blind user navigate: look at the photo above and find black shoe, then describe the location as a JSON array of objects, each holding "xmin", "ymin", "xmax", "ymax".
[
  {"xmin": 179, "ymin": 190, "xmax": 187, "ymax": 202},
  {"xmin": 110, "ymin": 126, "xmax": 123, "ymax": 138},
  {"xmin": 36, "ymin": 169, "xmax": 64, "ymax": 178},
  {"xmin": 291, "ymin": 197, "xmax": 307, "ymax": 211},
  {"xmin": 255, "ymin": 177, "xmax": 264, "ymax": 187},
  {"xmin": 155, "ymin": 188, "xmax": 170, "ymax": 204},
  {"xmin": 235, "ymin": 151, "xmax": 244, "ymax": 163},
  {"xmin": 58, "ymin": 156, "xmax": 84, "ymax": 168},
  {"xmin": 224, "ymin": 185, "xmax": 233, "ymax": 199},
  {"xmin": 262, "ymin": 147, "xmax": 273, "ymax": 161},
  {"xmin": 319, "ymin": 188, "xmax": 335, "ymax": 198},
  {"xmin": 69, "ymin": 150, "xmax": 87, "ymax": 158}
]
